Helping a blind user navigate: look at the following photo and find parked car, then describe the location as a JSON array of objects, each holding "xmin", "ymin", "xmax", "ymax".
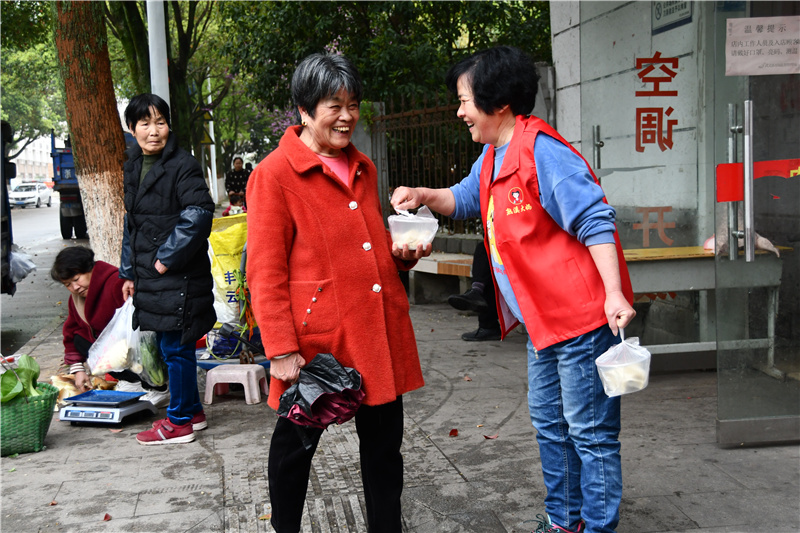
[{"xmin": 9, "ymin": 182, "xmax": 52, "ymax": 208}]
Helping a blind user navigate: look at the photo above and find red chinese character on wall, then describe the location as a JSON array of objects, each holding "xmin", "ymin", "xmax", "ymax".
[
  {"xmin": 635, "ymin": 51, "xmax": 679, "ymax": 97},
  {"xmin": 635, "ymin": 107, "xmax": 678, "ymax": 152},
  {"xmin": 633, "ymin": 206, "xmax": 675, "ymax": 247},
  {"xmin": 634, "ymin": 51, "xmax": 680, "ymax": 153}
]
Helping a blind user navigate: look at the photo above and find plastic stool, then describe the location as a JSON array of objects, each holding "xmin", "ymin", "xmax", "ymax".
[{"xmin": 203, "ymin": 364, "xmax": 269, "ymax": 405}]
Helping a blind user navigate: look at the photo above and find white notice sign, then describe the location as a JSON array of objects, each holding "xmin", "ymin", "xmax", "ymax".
[{"xmin": 725, "ymin": 16, "xmax": 800, "ymax": 76}]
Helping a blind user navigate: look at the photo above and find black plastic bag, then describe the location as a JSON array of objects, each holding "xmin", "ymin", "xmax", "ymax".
[{"xmin": 277, "ymin": 353, "xmax": 365, "ymax": 430}]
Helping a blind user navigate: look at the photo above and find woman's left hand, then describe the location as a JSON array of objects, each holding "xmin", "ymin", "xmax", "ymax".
[
  {"xmin": 604, "ymin": 290, "xmax": 636, "ymax": 336},
  {"xmin": 154, "ymin": 259, "xmax": 168, "ymax": 275},
  {"xmin": 391, "ymin": 242, "xmax": 433, "ymax": 261}
]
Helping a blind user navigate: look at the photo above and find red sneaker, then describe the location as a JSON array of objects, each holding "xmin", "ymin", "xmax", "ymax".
[
  {"xmin": 191, "ymin": 411, "xmax": 208, "ymax": 431},
  {"xmin": 151, "ymin": 411, "xmax": 207, "ymax": 431},
  {"xmin": 137, "ymin": 419, "xmax": 195, "ymax": 445}
]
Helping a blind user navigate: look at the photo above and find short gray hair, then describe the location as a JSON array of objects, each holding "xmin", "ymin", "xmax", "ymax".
[{"xmin": 291, "ymin": 53, "xmax": 363, "ymax": 122}]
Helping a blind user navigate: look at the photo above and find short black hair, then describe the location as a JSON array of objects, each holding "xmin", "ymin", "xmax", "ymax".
[
  {"xmin": 233, "ymin": 156, "xmax": 243, "ymax": 164},
  {"xmin": 229, "ymin": 193, "xmax": 243, "ymax": 205},
  {"xmin": 445, "ymin": 46, "xmax": 539, "ymax": 116},
  {"xmin": 51, "ymin": 246, "xmax": 95, "ymax": 282},
  {"xmin": 291, "ymin": 53, "xmax": 363, "ymax": 122},
  {"xmin": 124, "ymin": 93, "xmax": 171, "ymax": 131}
]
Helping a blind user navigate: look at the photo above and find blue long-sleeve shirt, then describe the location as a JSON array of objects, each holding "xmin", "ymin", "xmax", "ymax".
[{"xmin": 449, "ymin": 132, "xmax": 617, "ymax": 322}]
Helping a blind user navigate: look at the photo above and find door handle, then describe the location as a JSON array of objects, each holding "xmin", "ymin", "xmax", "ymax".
[
  {"xmin": 727, "ymin": 103, "xmax": 740, "ymax": 261},
  {"xmin": 743, "ymin": 100, "xmax": 755, "ymax": 262},
  {"xmin": 592, "ymin": 125, "xmax": 604, "ymax": 170}
]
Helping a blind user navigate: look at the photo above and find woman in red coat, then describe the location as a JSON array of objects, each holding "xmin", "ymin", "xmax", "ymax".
[{"xmin": 246, "ymin": 53, "xmax": 430, "ymax": 533}]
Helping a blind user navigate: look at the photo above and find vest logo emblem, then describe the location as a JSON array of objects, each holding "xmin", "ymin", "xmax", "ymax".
[{"xmin": 508, "ymin": 187, "xmax": 523, "ymax": 205}]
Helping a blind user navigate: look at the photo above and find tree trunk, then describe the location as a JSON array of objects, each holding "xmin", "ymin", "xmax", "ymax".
[{"xmin": 53, "ymin": 1, "xmax": 127, "ymax": 266}]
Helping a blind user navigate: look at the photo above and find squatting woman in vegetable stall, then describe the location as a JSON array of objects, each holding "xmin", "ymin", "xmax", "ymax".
[
  {"xmin": 120, "ymin": 93, "xmax": 216, "ymax": 446},
  {"xmin": 245, "ymin": 53, "xmax": 430, "ymax": 533},
  {"xmin": 50, "ymin": 246, "xmax": 168, "ymax": 405}
]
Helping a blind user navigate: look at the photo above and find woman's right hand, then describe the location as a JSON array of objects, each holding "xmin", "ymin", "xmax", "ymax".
[
  {"xmin": 390, "ymin": 186, "xmax": 423, "ymax": 211},
  {"xmin": 269, "ymin": 353, "xmax": 305, "ymax": 384},
  {"xmin": 74, "ymin": 371, "xmax": 93, "ymax": 391},
  {"xmin": 122, "ymin": 279, "xmax": 135, "ymax": 301},
  {"xmin": 391, "ymin": 186, "xmax": 455, "ymax": 216}
]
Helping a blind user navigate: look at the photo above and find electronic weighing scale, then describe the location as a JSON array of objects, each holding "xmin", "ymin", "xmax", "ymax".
[{"xmin": 59, "ymin": 390, "xmax": 158, "ymax": 424}]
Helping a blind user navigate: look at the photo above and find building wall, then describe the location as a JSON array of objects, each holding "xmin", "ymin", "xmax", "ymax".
[
  {"xmin": 549, "ymin": 1, "xmax": 714, "ymax": 346},
  {"xmin": 11, "ymin": 136, "xmax": 56, "ymax": 184},
  {"xmin": 550, "ymin": 1, "xmax": 582, "ymax": 147},
  {"xmin": 550, "ymin": 1, "xmax": 713, "ymax": 249}
]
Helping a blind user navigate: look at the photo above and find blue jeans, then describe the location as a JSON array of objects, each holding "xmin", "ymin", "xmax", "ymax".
[
  {"xmin": 527, "ymin": 325, "xmax": 622, "ymax": 533},
  {"xmin": 157, "ymin": 331, "xmax": 203, "ymax": 426}
]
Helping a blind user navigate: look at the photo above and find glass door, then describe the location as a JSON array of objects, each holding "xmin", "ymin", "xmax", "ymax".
[
  {"xmin": 579, "ymin": 2, "xmax": 714, "ymax": 371},
  {"xmin": 713, "ymin": 1, "xmax": 800, "ymax": 445}
]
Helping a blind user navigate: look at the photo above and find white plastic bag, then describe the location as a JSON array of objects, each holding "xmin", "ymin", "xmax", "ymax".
[
  {"xmin": 9, "ymin": 246, "xmax": 36, "ymax": 283},
  {"xmin": 87, "ymin": 299, "xmax": 136, "ymax": 374},
  {"xmin": 595, "ymin": 331, "xmax": 651, "ymax": 397}
]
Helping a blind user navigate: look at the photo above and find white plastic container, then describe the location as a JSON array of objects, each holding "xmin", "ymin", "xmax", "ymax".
[{"xmin": 388, "ymin": 206, "xmax": 439, "ymax": 248}]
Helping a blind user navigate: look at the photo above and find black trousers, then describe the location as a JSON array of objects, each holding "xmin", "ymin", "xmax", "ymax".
[
  {"xmin": 268, "ymin": 397, "xmax": 404, "ymax": 533},
  {"xmin": 73, "ymin": 333, "xmax": 165, "ymax": 390},
  {"xmin": 472, "ymin": 244, "xmax": 500, "ymax": 330}
]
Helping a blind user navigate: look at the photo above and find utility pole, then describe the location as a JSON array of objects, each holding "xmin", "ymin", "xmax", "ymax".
[
  {"xmin": 207, "ymin": 77, "xmax": 218, "ymax": 203},
  {"xmin": 146, "ymin": 1, "xmax": 170, "ymax": 107}
]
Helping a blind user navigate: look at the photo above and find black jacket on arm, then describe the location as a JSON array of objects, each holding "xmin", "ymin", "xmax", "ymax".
[{"xmin": 121, "ymin": 134, "xmax": 216, "ymax": 344}]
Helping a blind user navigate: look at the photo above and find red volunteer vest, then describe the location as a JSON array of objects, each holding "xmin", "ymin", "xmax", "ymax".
[{"xmin": 479, "ymin": 115, "xmax": 633, "ymax": 350}]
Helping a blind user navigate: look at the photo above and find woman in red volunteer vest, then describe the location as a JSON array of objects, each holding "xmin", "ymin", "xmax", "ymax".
[{"xmin": 391, "ymin": 46, "xmax": 636, "ymax": 533}]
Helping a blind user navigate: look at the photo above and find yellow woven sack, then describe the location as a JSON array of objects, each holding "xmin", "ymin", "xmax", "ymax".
[{"xmin": 208, "ymin": 213, "xmax": 248, "ymax": 327}]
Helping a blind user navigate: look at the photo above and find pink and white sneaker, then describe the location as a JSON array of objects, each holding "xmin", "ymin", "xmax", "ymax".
[{"xmin": 137, "ymin": 419, "xmax": 195, "ymax": 445}]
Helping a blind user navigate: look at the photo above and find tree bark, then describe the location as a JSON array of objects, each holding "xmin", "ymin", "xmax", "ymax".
[{"xmin": 53, "ymin": 1, "xmax": 127, "ymax": 266}]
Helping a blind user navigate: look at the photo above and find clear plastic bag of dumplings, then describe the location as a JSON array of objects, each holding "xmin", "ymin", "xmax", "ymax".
[
  {"xmin": 388, "ymin": 206, "xmax": 439, "ymax": 248},
  {"xmin": 595, "ymin": 331, "xmax": 651, "ymax": 397}
]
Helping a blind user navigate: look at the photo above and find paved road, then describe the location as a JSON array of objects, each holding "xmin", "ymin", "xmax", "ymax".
[
  {"xmin": 1, "ymin": 195, "xmax": 87, "ymax": 356},
  {"xmin": 7, "ymin": 192, "xmax": 61, "ymax": 246}
]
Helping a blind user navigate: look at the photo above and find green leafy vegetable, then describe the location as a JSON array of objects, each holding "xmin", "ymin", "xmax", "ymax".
[
  {"xmin": 0, "ymin": 354, "xmax": 42, "ymax": 403},
  {"xmin": 1, "ymin": 372, "xmax": 24, "ymax": 403},
  {"xmin": 139, "ymin": 334, "xmax": 167, "ymax": 386}
]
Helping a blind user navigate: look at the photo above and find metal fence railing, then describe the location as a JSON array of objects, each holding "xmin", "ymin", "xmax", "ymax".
[{"xmin": 371, "ymin": 99, "xmax": 484, "ymax": 236}]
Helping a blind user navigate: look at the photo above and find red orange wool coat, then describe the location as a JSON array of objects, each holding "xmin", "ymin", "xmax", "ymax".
[{"xmin": 246, "ymin": 126, "xmax": 425, "ymax": 409}]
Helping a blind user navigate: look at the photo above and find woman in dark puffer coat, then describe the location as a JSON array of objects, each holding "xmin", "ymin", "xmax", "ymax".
[{"xmin": 120, "ymin": 93, "xmax": 216, "ymax": 446}]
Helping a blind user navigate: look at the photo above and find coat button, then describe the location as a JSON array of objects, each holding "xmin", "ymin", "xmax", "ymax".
[
  {"xmin": 362, "ymin": 242, "xmax": 372, "ymax": 251},
  {"xmin": 372, "ymin": 284, "xmax": 381, "ymax": 293},
  {"xmin": 306, "ymin": 309, "xmax": 311, "ymax": 314},
  {"xmin": 180, "ymin": 292, "xmax": 184, "ymax": 297},
  {"xmin": 312, "ymin": 297, "xmax": 317, "ymax": 302},
  {"xmin": 349, "ymin": 201, "xmax": 358, "ymax": 210}
]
